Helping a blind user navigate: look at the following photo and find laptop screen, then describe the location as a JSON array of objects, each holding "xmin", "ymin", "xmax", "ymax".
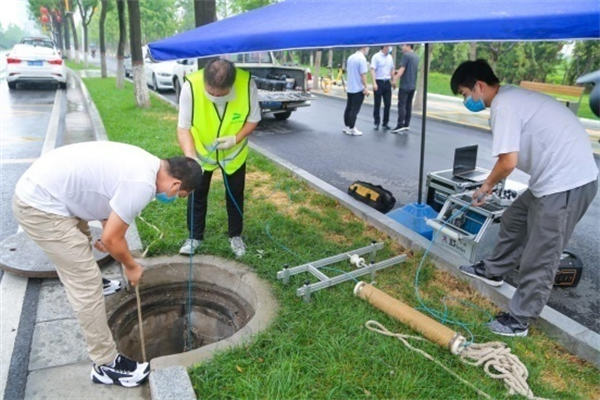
[{"xmin": 453, "ymin": 145, "xmax": 478, "ymax": 175}]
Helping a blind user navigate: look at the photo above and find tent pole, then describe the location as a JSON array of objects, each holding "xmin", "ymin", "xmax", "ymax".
[{"xmin": 418, "ymin": 43, "xmax": 430, "ymax": 204}]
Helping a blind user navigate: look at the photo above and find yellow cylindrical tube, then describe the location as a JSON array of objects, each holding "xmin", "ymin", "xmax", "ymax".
[{"xmin": 354, "ymin": 282, "xmax": 465, "ymax": 354}]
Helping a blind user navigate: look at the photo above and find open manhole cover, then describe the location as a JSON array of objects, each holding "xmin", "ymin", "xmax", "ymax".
[{"xmin": 105, "ymin": 255, "xmax": 278, "ymax": 370}]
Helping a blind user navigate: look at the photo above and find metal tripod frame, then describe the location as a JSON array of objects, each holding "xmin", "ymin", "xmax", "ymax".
[{"xmin": 276, "ymin": 242, "xmax": 407, "ymax": 302}]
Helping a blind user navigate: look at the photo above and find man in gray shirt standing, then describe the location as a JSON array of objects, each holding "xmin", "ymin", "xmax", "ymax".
[{"xmin": 391, "ymin": 44, "xmax": 419, "ymax": 133}]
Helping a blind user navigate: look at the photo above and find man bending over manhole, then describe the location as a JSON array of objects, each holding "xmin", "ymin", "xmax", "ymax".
[{"xmin": 12, "ymin": 142, "xmax": 202, "ymax": 387}]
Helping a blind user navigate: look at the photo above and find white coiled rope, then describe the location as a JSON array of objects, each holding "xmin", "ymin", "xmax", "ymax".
[{"xmin": 366, "ymin": 320, "xmax": 550, "ymax": 400}]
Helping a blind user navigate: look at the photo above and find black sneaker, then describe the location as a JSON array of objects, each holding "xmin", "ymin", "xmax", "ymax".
[
  {"xmin": 459, "ymin": 261, "xmax": 504, "ymax": 287},
  {"xmin": 374, "ymin": 123, "xmax": 380, "ymax": 130},
  {"xmin": 91, "ymin": 353, "xmax": 149, "ymax": 387},
  {"xmin": 102, "ymin": 278, "xmax": 122, "ymax": 296},
  {"xmin": 390, "ymin": 125, "xmax": 403, "ymax": 133},
  {"xmin": 382, "ymin": 124, "xmax": 391, "ymax": 130},
  {"xmin": 488, "ymin": 312, "xmax": 529, "ymax": 337}
]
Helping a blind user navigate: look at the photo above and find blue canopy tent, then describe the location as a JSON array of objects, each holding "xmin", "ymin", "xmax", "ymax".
[
  {"xmin": 148, "ymin": 0, "xmax": 600, "ymax": 204},
  {"xmin": 149, "ymin": 0, "xmax": 599, "ymax": 61}
]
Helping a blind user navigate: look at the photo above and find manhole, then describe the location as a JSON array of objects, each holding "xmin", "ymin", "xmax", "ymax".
[{"xmin": 105, "ymin": 255, "xmax": 278, "ymax": 370}]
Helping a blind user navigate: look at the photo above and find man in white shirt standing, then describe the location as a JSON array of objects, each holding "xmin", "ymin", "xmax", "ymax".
[
  {"xmin": 12, "ymin": 142, "xmax": 203, "ymax": 387},
  {"xmin": 343, "ymin": 46, "xmax": 370, "ymax": 136},
  {"xmin": 370, "ymin": 45, "xmax": 395, "ymax": 131},
  {"xmin": 451, "ymin": 59, "xmax": 598, "ymax": 337}
]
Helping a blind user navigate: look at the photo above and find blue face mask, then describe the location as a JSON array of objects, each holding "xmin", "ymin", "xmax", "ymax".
[
  {"xmin": 155, "ymin": 186, "xmax": 179, "ymax": 204},
  {"xmin": 464, "ymin": 95, "xmax": 486, "ymax": 112},
  {"xmin": 464, "ymin": 85, "xmax": 486, "ymax": 112}
]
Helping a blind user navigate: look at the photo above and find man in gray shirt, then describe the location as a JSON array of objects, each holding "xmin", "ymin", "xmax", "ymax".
[
  {"xmin": 451, "ymin": 59, "xmax": 598, "ymax": 337},
  {"xmin": 391, "ymin": 44, "xmax": 419, "ymax": 133}
]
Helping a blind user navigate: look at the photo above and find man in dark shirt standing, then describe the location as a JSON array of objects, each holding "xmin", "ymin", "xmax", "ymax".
[{"xmin": 391, "ymin": 44, "xmax": 419, "ymax": 133}]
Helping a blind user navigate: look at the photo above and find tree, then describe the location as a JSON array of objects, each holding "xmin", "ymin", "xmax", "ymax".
[
  {"xmin": 115, "ymin": 0, "xmax": 127, "ymax": 89},
  {"xmin": 68, "ymin": 0, "xmax": 80, "ymax": 62},
  {"xmin": 194, "ymin": 0, "xmax": 216, "ymax": 69},
  {"xmin": 26, "ymin": 0, "xmax": 67, "ymax": 52},
  {"xmin": 414, "ymin": 44, "xmax": 433, "ymax": 112},
  {"xmin": 127, "ymin": 0, "xmax": 150, "ymax": 108},
  {"xmin": 99, "ymin": 0, "xmax": 109, "ymax": 77},
  {"xmin": 229, "ymin": 0, "xmax": 275, "ymax": 14},
  {"xmin": 139, "ymin": 0, "xmax": 179, "ymax": 44},
  {"xmin": 76, "ymin": 0, "xmax": 98, "ymax": 66},
  {"xmin": 564, "ymin": 41, "xmax": 600, "ymax": 85},
  {"xmin": 0, "ymin": 23, "xmax": 30, "ymax": 50}
]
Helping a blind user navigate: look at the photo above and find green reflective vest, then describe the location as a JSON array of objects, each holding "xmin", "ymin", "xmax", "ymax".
[{"xmin": 185, "ymin": 68, "xmax": 251, "ymax": 173}]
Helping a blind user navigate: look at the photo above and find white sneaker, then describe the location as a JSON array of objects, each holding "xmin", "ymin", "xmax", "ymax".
[
  {"xmin": 399, "ymin": 126, "xmax": 410, "ymax": 132},
  {"xmin": 91, "ymin": 353, "xmax": 149, "ymax": 387},
  {"xmin": 102, "ymin": 278, "xmax": 121, "ymax": 296},
  {"xmin": 229, "ymin": 236, "xmax": 246, "ymax": 257},
  {"xmin": 343, "ymin": 127, "xmax": 351, "ymax": 135},
  {"xmin": 350, "ymin": 127, "xmax": 363, "ymax": 136},
  {"xmin": 179, "ymin": 238, "xmax": 202, "ymax": 255}
]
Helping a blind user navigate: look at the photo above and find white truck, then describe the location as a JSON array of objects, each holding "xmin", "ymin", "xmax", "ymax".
[{"xmin": 172, "ymin": 51, "xmax": 313, "ymax": 120}]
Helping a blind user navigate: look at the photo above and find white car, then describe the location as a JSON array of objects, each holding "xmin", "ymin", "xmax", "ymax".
[
  {"xmin": 143, "ymin": 47, "xmax": 177, "ymax": 92},
  {"xmin": 6, "ymin": 44, "xmax": 67, "ymax": 90}
]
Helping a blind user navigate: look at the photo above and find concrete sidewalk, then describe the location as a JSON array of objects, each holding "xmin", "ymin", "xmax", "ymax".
[{"xmin": 314, "ymin": 85, "xmax": 600, "ymax": 156}]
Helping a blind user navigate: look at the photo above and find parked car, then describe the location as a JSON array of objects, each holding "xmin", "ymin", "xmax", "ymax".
[
  {"xmin": 6, "ymin": 44, "xmax": 67, "ymax": 90},
  {"xmin": 125, "ymin": 47, "xmax": 176, "ymax": 92},
  {"xmin": 172, "ymin": 51, "xmax": 313, "ymax": 120},
  {"xmin": 124, "ymin": 54, "xmax": 132, "ymax": 78}
]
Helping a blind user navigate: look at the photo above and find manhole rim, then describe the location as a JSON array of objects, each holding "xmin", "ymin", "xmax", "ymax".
[{"xmin": 105, "ymin": 254, "xmax": 278, "ymax": 371}]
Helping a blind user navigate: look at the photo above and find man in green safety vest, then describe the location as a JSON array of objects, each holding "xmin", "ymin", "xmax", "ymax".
[{"xmin": 176, "ymin": 58, "xmax": 261, "ymax": 257}]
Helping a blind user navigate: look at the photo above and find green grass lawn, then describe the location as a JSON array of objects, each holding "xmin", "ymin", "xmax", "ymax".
[{"xmin": 84, "ymin": 77, "xmax": 599, "ymax": 400}]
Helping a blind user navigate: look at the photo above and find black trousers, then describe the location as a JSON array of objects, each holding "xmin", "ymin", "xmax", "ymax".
[
  {"xmin": 186, "ymin": 162, "xmax": 246, "ymax": 240},
  {"xmin": 373, "ymin": 79, "xmax": 392, "ymax": 126},
  {"xmin": 397, "ymin": 89, "xmax": 416, "ymax": 128},
  {"xmin": 343, "ymin": 92, "xmax": 365, "ymax": 129}
]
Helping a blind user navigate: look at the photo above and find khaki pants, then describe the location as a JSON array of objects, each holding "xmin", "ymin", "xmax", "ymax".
[{"xmin": 12, "ymin": 195, "xmax": 117, "ymax": 365}]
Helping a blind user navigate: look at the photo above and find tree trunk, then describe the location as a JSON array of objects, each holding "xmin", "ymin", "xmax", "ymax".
[
  {"xmin": 116, "ymin": 0, "xmax": 127, "ymax": 88},
  {"xmin": 100, "ymin": 0, "xmax": 108, "ymax": 78},
  {"xmin": 470, "ymin": 42, "xmax": 477, "ymax": 60},
  {"xmin": 127, "ymin": 0, "xmax": 150, "ymax": 108},
  {"xmin": 194, "ymin": 0, "xmax": 216, "ymax": 70},
  {"xmin": 314, "ymin": 50, "xmax": 322, "ymax": 91},
  {"xmin": 413, "ymin": 44, "xmax": 433, "ymax": 112},
  {"xmin": 69, "ymin": 10, "xmax": 80, "ymax": 62},
  {"xmin": 83, "ymin": 25, "xmax": 89, "ymax": 67},
  {"xmin": 327, "ymin": 49, "xmax": 333, "ymax": 68},
  {"xmin": 63, "ymin": 10, "xmax": 71, "ymax": 59}
]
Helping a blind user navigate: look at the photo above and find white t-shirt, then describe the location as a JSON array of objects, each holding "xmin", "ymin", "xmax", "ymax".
[
  {"xmin": 370, "ymin": 51, "xmax": 394, "ymax": 80},
  {"xmin": 490, "ymin": 85, "xmax": 598, "ymax": 197},
  {"xmin": 346, "ymin": 51, "xmax": 368, "ymax": 94},
  {"xmin": 178, "ymin": 78, "xmax": 261, "ymax": 129},
  {"xmin": 15, "ymin": 142, "xmax": 160, "ymax": 225}
]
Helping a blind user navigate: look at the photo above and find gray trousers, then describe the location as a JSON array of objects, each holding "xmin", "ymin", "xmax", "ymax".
[{"xmin": 483, "ymin": 178, "xmax": 598, "ymax": 324}]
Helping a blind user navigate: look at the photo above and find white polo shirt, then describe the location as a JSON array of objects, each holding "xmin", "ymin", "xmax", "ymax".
[{"xmin": 370, "ymin": 51, "xmax": 394, "ymax": 80}]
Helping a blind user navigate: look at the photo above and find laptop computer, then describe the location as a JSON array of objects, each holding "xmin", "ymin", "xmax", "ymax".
[{"xmin": 452, "ymin": 145, "xmax": 490, "ymax": 182}]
